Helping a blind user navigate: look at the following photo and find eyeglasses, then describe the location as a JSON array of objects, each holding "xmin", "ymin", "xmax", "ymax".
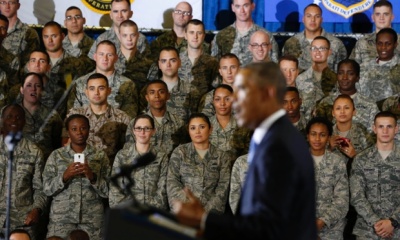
[
  {"xmin": 134, "ymin": 127, "xmax": 154, "ymax": 132},
  {"xmin": 310, "ymin": 46, "xmax": 329, "ymax": 52},
  {"xmin": 0, "ymin": 1, "xmax": 18, "ymax": 5},
  {"xmin": 65, "ymin": 15, "xmax": 83, "ymax": 21},
  {"xmin": 249, "ymin": 42, "xmax": 270, "ymax": 49},
  {"xmin": 173, "ymin": 10, "xmax": 192, "ymax": 16}
]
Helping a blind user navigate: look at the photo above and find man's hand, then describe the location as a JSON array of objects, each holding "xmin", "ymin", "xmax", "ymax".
[
  {"xmin": 374, "ymin": 219, "xmax": 394, "ymax": 239},
  {"xmin": 24, "ymin": 208, "xmax": 40, "ymax": 226},
  {"xmin": 172, "ymin": 187, "xmax": 205, "ymax": 228}
]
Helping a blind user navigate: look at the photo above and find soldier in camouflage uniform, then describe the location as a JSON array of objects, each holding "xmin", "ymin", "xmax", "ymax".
[
  {"xmin": 109, "ymin": 115, "xmax": 168, "ymax": 210},
  {"xmin": 149, "ymin": 1, "xmax": 210, "ymax": 62},
  {"xmin": 0, "ymin": 0, "xmax": 40, "ymax": 84},
  {"xmin": 19, "ymin": 73, "xmax": 63, "ymax": 160},
  {"xmin": 350, "ymin": 111, "xmax": 400, "ymax": 239},
  {"xmin": 358, "ymin": 28, "xmax": 400, "ymax": 106},
  {"xmin": 296, "ymin": 36, "xmax": 337, "ymax": 119},
  {"xmin": 126, "ymin": 81, "xmax": 189, "ymax": 156},
  {"xmin": 117, "ymin": 20, "xmax": 152, "ymax": 94},
  {"xmin": 279, "ymin": 55, "xmax": 300, "ymax": 87},
  {"xmin": 198, "ymin": 53, "xmax": 240, "ymax": 117},
  {"xmin": 43, "ymin": 114, "xmax": 110, "ymax": 240},
  {"xmin": 350, "ymin": 1, "xmax": 400, "ymax": 65},
  {"xmin": 316, "ymin": 59, "xmax": 379, "ymax": 132},
  {"xmin": 65, "ymin": 73, "xmax": 130, "ymax": 165},
  {"xmin": 229, "ymin": 154, "xmax": 248, "ymax": 215},
  {"xmin": 282, "ymin": 4, "xmax": 347, "ymax": 71},
  {"xmin": 211, "ymin": 0, "xmax": 279, "ymax": 65},
  {"xmin": 283, "ymin": 87, "xmax": 307, "ymax": 137},
  {"xmin": 209, "ymin": 85, "xmax": 250, "ymax": 163},
  {"xmin": 167, "ymin": 113, "xmax": 230, "ymax": 214},
  {"xmin": 248, "ymin": 30, "xmax": 272, "ymax": 63},
  {"xmin": 306, "ymin": 117, "xmax": 349, "ymax": 239},
  {"xmin": 68, "ymin": 40, "xmax": 138, "ymax": 118},
  {"xmin": 62, "ymin": 6, "xmax": 94, "ymax": 58},
  {"xmin": 0, "ymin": 104, "xmax": 47, "ymax": 240},
  {"xmin": 178, "ymin": 20, "xmax": 219, "ymax": 97},
  {"xmin": 87, "ymin": 0, "xmax": 149, "ymax": 60}
]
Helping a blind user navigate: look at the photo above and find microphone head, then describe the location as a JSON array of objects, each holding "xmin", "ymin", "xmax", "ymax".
[{"xmin": 131, "ymin": 152, "xmax": 157, "ymax": 169}]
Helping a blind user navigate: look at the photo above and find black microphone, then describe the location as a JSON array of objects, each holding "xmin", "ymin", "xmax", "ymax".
[{"xmin": 110, "ymin": 152, "xmax": 156, "ymax": 184}]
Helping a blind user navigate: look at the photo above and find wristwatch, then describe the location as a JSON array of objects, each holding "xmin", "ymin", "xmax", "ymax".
[{"xmin": 389, "ymin": 218, "xmax": 399, "ymax": 228}]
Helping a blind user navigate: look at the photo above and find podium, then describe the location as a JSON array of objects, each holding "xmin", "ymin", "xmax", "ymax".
[{"xmin": 104, "ymin": 202, "xmax": 198, "ymax": 240}]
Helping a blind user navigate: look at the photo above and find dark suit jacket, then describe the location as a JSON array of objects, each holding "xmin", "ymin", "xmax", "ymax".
[{"xmin": 204, "ymin": 116, "xmax": 316, "ymax": 240}]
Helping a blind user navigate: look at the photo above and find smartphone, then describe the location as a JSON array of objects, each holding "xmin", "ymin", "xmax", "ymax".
[
  {"xmin": 338, "ymin": 137, "xmax": 350, "ymax": 148},
  {"xmin": 74, "ymin": 153, "xmax": 85, "ymax": 163}
]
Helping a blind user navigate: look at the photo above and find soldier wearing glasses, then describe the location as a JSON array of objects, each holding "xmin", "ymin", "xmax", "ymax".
[
  {"xmin": 63, "ymin": 6, "xmax": 94, "ymax": 57},
  {"xmin": 283, "ymin": 3, "xmax": 347, "ymax": 72},
  {"xmin": 248, "ymin": 30, "xmax": 272, "ymax": 63},
  {"xmin": 295, "ymin": 36, "xmax": 337, "ymax": 119}
]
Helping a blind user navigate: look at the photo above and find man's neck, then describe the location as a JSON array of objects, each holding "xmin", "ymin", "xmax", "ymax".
[
  {"xmin": 221, "ymin": 80, "xmax": 233, "ymax": 87},
  {"xmin": 150, "ymin": 107, "xmax": 167, "ymax": 118},
  {"xmin": 47, "ymin": 49, "xmax": 64, "ymax": 59},
  {"xmin": 187, "ymin": 47, "xmax": 202, "ymax": 59},
  {"xmin": 377, "ymin": 141, "xmax": 395, "ymax": 151},
  {"xmin": 339, "ymin": 88, "xmax": 357, "ymax": 96},
  {"xmin": 305, "ymin": 28, "xmax": 322, "ymax": 39},
  {"xmin": 121, "ymin": 47, "xmax": 137, "ymax": 61},
  {"xmin": 112, "ymin": 24, "xmax": 120, "ymax": 35},
  {"xmin": 173, "ymin": 25, "xmax": 186, "ymax": 38},
  {"xmin": 312, "ymin": 62, "xmax": 328, "ymax": 73},
  {"xmin": 96, "ymin": 68, "xmax": 114, "ymax": 77},
  {"xmin": 161, "ymin": 75, "xmax": 179, "ymax": 83},
  {"xmin": 7, "ymin": 16, "xmax": 18, "ymax": 30},
  {"xmin": 90, "ymin": 103, "xmax": 108, "ymax": 115},
  {"xmin": 288, "ymin": 114, "xmax": 300, "ymax": 124},
  {"xmin": 235, "ymin": 20, "xmax": 253, "ymax": 31},
  {"xmin": 67, "ymin": 32, "xmax": 84, "ymax": 43}
]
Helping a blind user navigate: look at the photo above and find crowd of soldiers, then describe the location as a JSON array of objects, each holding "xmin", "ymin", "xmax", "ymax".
[{"xmin": 1, "ymin": 0, "xmax": 400, "ymax": 239}]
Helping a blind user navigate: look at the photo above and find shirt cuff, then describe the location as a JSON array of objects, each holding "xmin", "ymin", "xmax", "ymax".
[{"xmin": 200, "ymin": 212, "xmax": 208, "ymax": 231}]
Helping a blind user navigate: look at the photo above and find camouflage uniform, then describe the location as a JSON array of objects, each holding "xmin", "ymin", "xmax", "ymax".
[
  {"xmin": 62, "ymin": 34, "xmax": 95, "ymax": 57},
  {"xmin": 68, "ymin": 70, "xmax": 138, "ymax": 118},
  {"xmin": 178, "ymin": 50, "xmax": 219, "ymax": 96},
  {"xmin": 118, "ymin": 50, "xmax": 152, "ymax": 93},
  {"xmin": 296, "ymin": 67, "xmax": 337, "ymax": 118},
  {"xmin": 229, "ymin": 154, "xmax": 248, "ymax": 214},
  {"xmin": 198, "ymin": 89, "xmax": 215, "ymax": 118},
  {"xmin": 149, "ymin": 29, "xmax": 210, "ymax": 61},
  {"xmin": 350, "ymin": 32, "xmax": 400, "ymax": 65},
  {"xmin": 20, "ymin": 103, "xmax": 63, "ymax": 160},
  {"xmin": 211, "ymin": 23, "xmax": 279, "ymax": 65},
  {"xmin": 167, "ymin": 142, "xmax": 231, "ymax": 213},
  {"xmin": 43, "ymin": 144, "xmax": 110, "ymax": 240},
  {"xmin": 0, "ymin": 70, "xmax": 8, "ymax": 109},
  {"xmin": 350, "ymin": 144, "xmax": 400, "ymax": 239},
  {"xmin": 358, "ymin": 55, "xmax": 400, "ymax": 103},
  {"xmin": 0, "ymin": 136, "xmax": 46, "ymax": 240},
  {"xmin": 125, "ymin": 109, "xmax": 189, "ymax": 156},
  {"xmin": 293, "ymin": 114, "xmax": 308, "ymax": 137},
  {"xmin": 209, "ymin": 115, "xmax": 250, "ymax": 164},
  {"xmin": 87, "ymin": 27, "xmax": 150, "ymax": 59},
  {"xmin": 314, "ymin": 150, "xmax": 348, "ymax": 240},
  {"xmin": 109, "ymin": 145, "xmax": 168, "ymax": 210},
  {"xmin": 382, "ymin": 94, "xmax": 400, "ymax": 124},
  {"xmin": 316, "ymin": 92, "xmax": 379, "ymax": 132},
  {"xmin": 2, "ymin": 18, "xmax": 40, "ymax": 84},
  {"xmin": 282, "ymin": 29, "xmax": 347, "ymax": 71},
  {"xmin": 66, "ymin": 104, "xmax": 131, "ymax": 164}
]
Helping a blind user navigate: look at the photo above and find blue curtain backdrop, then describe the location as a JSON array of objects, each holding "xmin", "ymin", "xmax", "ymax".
[{"xmin": 203, "ymin": 0, "xmax": 400, "ymax": 33}]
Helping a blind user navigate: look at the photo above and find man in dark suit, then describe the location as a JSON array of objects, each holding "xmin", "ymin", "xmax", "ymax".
[{"xmin": 173, "ymin": 62, "xmax": 317, "ymax": 239}]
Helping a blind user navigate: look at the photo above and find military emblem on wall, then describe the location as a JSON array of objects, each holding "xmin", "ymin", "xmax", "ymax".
[
  {"xmin": 320, "ymin": 0, "xmax": 374, "ymax": 18},
  {"xmin": 81, "ymin": 0, "xmax": 134, "ymax": 14}
]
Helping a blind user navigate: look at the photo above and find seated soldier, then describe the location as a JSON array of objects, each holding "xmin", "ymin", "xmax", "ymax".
[
  {"xmin": 229, "ymin": 154, "xmax": 248, "ymax": 215},
  {"xmin": 126, "ymin": 81, "xmax": 189, "ymax": 156},
  {"xmin": 209, "ymin": 85, "xmax": 250, "ymax": 164},
  {"xmin": 110, "ymin": 115, "xmax": 168, "ymax": 210},
  {"xmin": 283, "ymin": 87, "xmax": 307, "ymax": 136},
  {"xmin": 19, "ymin": 72, "xmax": 63, "ymax": 160},
  {"xmin": 248, "ymin": 30, "xmax": 272, "ymax": 63},
  {"xmin": 64, "ymin": 73, "xmax": 131, "ymax": 165},
  {"xmin": 43, "ymin": 114, "xmax": 110, "ymax": 240},
  {"xmin": 198, "ymin": 53, "xmax": 240, "ymax": 117},
  {"xmin": 0, "ymin": 104, "xmax": 46, "ymax": 240}
]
